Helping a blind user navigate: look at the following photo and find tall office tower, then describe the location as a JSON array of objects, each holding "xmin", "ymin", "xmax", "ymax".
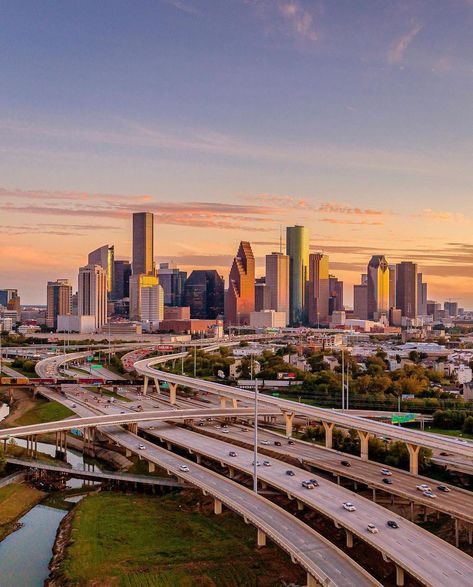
[
  {"xmin": 255, "ymin": 278, "xmax": 272, "ymax": 311},
  {"xmin": 328, "ymin": 276, "xmax": 344, "ymax": 314},
  {"xmin": 88, "ymin": 244, "xmax": 114, "ymax": 294},
  {"xmin": 112, "ymin": 260, "xmax": 132, "ymax": 300},
  {"xmin": 307, "ymin": 253, "xmax": 330, "ymax": 326},
  {"xmin": 0, "ymin": 289, "xmax": 18, "ymax": 308},
  {"xmin": 396, "ymin": 261, "xmax": 418, "ymax": 318},
  {"xmin": 286, "ymin": 225, "xmax": 309, "ymax": 324},
  {"xmin": 225, "ymin": 241, "xmax": 255, "ymax": 326},
  {"xmin": 417, "ymin": 273, "xmax": 428, "ymax": 316},
  {"xmin": 184, "ymin": 270, "xmax": 224, "ymax": 319},
  {"xmin": 78, "ymin": 264, "xmax": 107, "ymax": 330},
  {"xmin": 265, "ymin": 252, "xmax": 289, "ymax": 324},
  {"xmin": 353, "ymin": 281, "xmax": 368, "ymax": 320},
  {"xmin": 427, "ymin": 300, "xmax": 441, "ymax": 318},
  {"xmin": 46, "ymin": 279, "xmax": 72, "ymax": 329},
  {"xmin": 129, "ymin": 274, "xmax": 163, "ymax": 321},
  {"xmin": 132, "ymin": 212, "xmax": 154, "ymax": 275},
  {"xmin": 388, "ymin": 265, "xmax": 397, "ymax": 310},
  {"xmin": 444, "ymin": 301, "xmax": 458, "ymax": 317},
  {"xmin": 367, "ymin": 255, "xmax": 390, "ymax": 320},
  {"xmin": 158, "ymin": 263, "xmax": 187, "ymax": 306}
]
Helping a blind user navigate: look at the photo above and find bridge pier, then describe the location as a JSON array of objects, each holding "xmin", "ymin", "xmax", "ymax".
[
  {"xmin": 357, "ymin": 430, "xmax": 370, "ymax": 461},
  {"xmin": 169, "ymin": 383, "xmax": 177, "ymax": 405},
  {"xmin": 322, "ymin": 421, "xmax": 334, "ymax": 448},
  {"xmin": 219, "ymin": 396, "xmax": 228, "ymax": 409},
  {"xmin": 306, "ymin": 573, "xmax": 318, "ymax": 587},
  {"xmin": 143, "ymin": 376, "xmax": 149, "ymax": 396},
  {"xmin": 213, "ymin": 498, "xmax": 223, "ymax": 515},
  {"xmin": 127, "ymin": 423, "xmax": 138, "ymax": 435},
  {"xmin": 395, "ymin": 564, "xmax": 405, "ymax": 586},
  {"xmin": 231, "ymin": 398, "xmax": 238, "ymax": 409},
  {"xmin": 406, "ymin": 442, "xmax": 420, "ymax": 476},
  {"xmin": 468, "ymin": 525, "xmax": 472, "ymax": 545},
  {"xmin": 153, "ymin": 378, "xmax": 161, "ymax": 393},
  {"xmin": 148, "ymin": 461, "xmax": 155, "ymax": 473},
  {"xmin": 345, "ymin": 529, "xmax": 354, "ymax": 548},
  {"xmin": 257, "ymin": 528, "xmax": 266, "ymax": 547},
  {"xmin": 282, "ymin": 410, "xmax": 295, "ymax": 438},
  {"xmin": 454, "ymin": 517, "xmax": 460, "ymax": 548}
]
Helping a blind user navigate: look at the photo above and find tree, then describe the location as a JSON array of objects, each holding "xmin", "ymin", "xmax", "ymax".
[{"xmin": 462, "ymin": 416, "xmax": 473, "ymax": 435}]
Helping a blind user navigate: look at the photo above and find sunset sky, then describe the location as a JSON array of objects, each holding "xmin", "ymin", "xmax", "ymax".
[{"xmin": 1, "ymin": 1, "xmax": 472, "ymax": 305}]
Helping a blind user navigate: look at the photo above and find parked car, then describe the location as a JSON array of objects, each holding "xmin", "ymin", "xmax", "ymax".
[
  {"xmin": 343, "ymin": 502, "xmax": 356, "ymax": 512},
  {"xmin": 367, "ymin": 523, "xmax": 379, "ymax": 534}
]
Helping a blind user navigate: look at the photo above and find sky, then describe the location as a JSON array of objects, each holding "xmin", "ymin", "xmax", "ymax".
[{"xmin": 0, "ymin": 0, "xmax": 472, "ymax": 306}]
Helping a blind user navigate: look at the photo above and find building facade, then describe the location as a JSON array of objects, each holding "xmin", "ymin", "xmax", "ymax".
[
  {"xmin": 367, "ymin": 255, "xmax": 390, "ymax": 320},
  {"xmin": 184, "ymin": 270, "xmax": 224, "ymax": 319},
  {"xmin": 158, "ymin": 263, "xmax": 187, "ymax": 306},
  {"xmin": 46, "ymin": 279, "xmax": 72, "ymax": 329},
  {"xmin": 307, "ymin": 253, "xmax": 330, "ymax": 326},
  {"xmin": 286, "ymin": 225, "xmax": 309, "ymax": 325},
  {"xmin": 225, "ymin": 241, "xmax": 255, "ymax": 326},
  {"xmin": 396, "ymin": 261, "xmax": 418, "ymax": 318},
  {"xmin": 77, "ymin": 264, "xmax": 108, "ymax": 330},
  {"xmin": 265, "ymin": 252, "xmax": 289, "ymax": 324},
  {"xmin": 112, "ymin": 260, "xmax": 131, "ymax": 300},
  {"xmin": 88, "ymin": 244, "xmax": 114, "ymax": 295},
  {"xmin": 132, "ymin": 212, "xmax": 154, "ymax": 275}
]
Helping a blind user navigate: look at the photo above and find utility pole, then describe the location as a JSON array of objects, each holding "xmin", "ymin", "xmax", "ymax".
[
  {"xmin": 194, "ymin": 344, "xmax": 197, "ymax": 377},
  {"xmin": 341, "ymin": 350, "xmax": 345, "ymax": 411},
  {"xmin": 253, "ymin": 377, "xmax": 259, "ymax": 493}
]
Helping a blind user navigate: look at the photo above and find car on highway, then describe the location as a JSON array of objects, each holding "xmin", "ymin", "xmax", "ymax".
[
  {"xmin": 387, "ymin": 520, "xmax": 399, "ymax": 529},
  {"xmin": 251, "ymin": 461, "xmax": 261, "ymax": 467},
  {"xmin": 261, "ymin": 440, "xmax": 270, "ymax": 445},
  {"xmin": 263, "ymin": 460, "xmax": 271, "ymax": 467},
  {"xmin": 381, "ymin": 468, "xmax": 392, "ymax": 476},
  {"xmin": 341, "ymin": 460, "xmax": 351, "ymax": 467},
  {"xmin": 287, "ymin": 440, "xmax": 295, "ymax": 445},
  {"xmin": 382, "ymin": 478, "xmax": 393, "ymax": 485},
  {"xmin": 274, "ymin": 441, "xmax": 282, "ymax": 446},
  {"xmin": 367, "ymin": 524, "xmax": 379, "ymax": 534},
  {"xmin": 286, "ymin": 469, "xmax": 295, "ymax": 476},
  {"xmin": 437, "ymin": 485, "xmax": 450, "ymax": 492},
  {"xmin": 342, "ymin": 502, "xmax": 356, "ymax": 512},
  {"xmin": 302, "ymin": 480, "xmax": 315, "ymax": 489},
  {"xmin": 138, "ymin": 444, "xmax": 146, "ymax": 450},
  {"xmin": 240, "ymin": 427, "xmax": 248, "ymax": 432},
  {"xmin": 416, "ymin": 483, "xmax": 431, "ymax": 492},
  {"xmin": 423, "ymin": 490, "xmax": 437, "ymax": 499},
  {"xmin": 309, "ymin": 478, "xmax": 319, "ymax": 487},
  {"xmin": 179, "ymin": 465, "xmax": 190, "ymax": 472},
  {"xmin": 221, "ymin": 429, "xmax": 229, "ymax": 434},
  {"xmin": 229, "ymin": 451, "xmax": 237, "ymax": 457}
]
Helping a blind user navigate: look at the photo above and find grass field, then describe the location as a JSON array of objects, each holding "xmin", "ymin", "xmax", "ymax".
[
  {"xmin": 59, "ymin": 492, "xmax": 303, "ymax": 587},
  {"xmin": 8, "ymin": 400, "xmax": 74, "ymax": 427},
  {"xmin": 0, "ymin": 483, "xmax": 45, "ymax": 540},
  {"xmin": 425, "ymin": 427, "xmax": 473, "ymax": 441}
]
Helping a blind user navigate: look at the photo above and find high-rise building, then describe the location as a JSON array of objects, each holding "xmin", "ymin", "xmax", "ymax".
[
  {"xmin": 444, "ymin": 301, "xmax": 458, "ymax": 317},
  {"xmin": 129, "ymin": 274, "xmax": 164, "ymax": 321},
  {"xmin": 88, "ymin": 245, "xmax": 114, "ymax": 294},
  {"xmin": 225, "ymin": 241, "xmax": 255, "ymax": 326},
  {"xmin": 286, "ymin": 225, "xmax": 309, "ymax": 324},
  {"xmin": 132, "ymin": 212, "xmax": 154, "ymax": 275},
  {"xmin": 255, "ymin": 279, "xmax": 272, "ymax": 312},
  {"xmin": 265, "ymin": 252, "xmax": 289, "ymax": 324},
  {"xmin": 0, "ymin": 289, "xmax": 18, "ymax": 308},
  {"xmin": 307, "ymin": 253, "xmax": 329, "ymax": 326},
  {"xmin": 78, "ymin": 264, "xmax": 107, "ymax": 330},
  {"xmin": 353, "ymin": 283, "xmax": 368, "ymax": 320},
  {"xmin": 184, "ymin": 270, "xmax": 225, "ymax": 319},
  {"xmin": 46, "ymin": 279, "xmax": 72, "ymax": 329},
  {"xmin": 112, "ymin": 260, "xmax": 132, "ymax": 300},
  {"xmin": 329, "ymin": 276, "xmax": 344, "ymax": 315},
  {"xmin": 158, "ymin": 263, "xmax": 187, "ymax": 306},
  {"xmin": 396, "ymin": 261, "xmax": 418, "ymax": 318},
  {"xmin": 417, "ymin": 273, "xmax": 428, "ymax": 316},
  {"xmin": 367, "ymin": 255, "xmax": 390, "ymax": 320},
  {"xmin": 388, "ymin": 265, "xmax": 397, "ymax": 310}
]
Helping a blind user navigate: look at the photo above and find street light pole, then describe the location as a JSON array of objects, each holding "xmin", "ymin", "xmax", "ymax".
[
  {"xmin": 253, "ymin": 377, "xmax": 258, "ymax": 493},
  {"xmin": 341, "ymin": 350, "xmax": 345, "ymax": 411}
]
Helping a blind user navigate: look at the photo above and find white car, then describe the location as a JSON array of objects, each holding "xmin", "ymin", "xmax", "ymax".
[
  {"xmin": 138, "ymin": 444, "xmax": 146, "ymax": 450},
  {"xmin": 262, "ymin": 460, "xmax": 271, "ymax": 467},
  {"xmin": 179, "ymin": 465, "xmax": 190, "ymax": 472},
  {"xmin": 343, "ymin": 502, "xmax": 356, "ymax": 512},
  {"xmin": 367, "ymin": 523, "xmax": 379, "ymax": 534},
  {"xmin": 423, "ymin": 490, "xmax": 437, "ymax": 499},
  {"xmin": 261, "ymin": 440, "xmax": 270, "ymax": 445},
  {"xmin": 381, "ymin": 468, "xmax": 392, "ymax": 476},
  {"xmin": 416, "ymin": 484, "xmax": 431, "ymax": 492},
  {"xmin": 221, "ymin": 429, "xmax": 229, "ymax": 434}
]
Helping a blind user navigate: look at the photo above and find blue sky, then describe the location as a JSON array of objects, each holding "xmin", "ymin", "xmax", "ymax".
[{"xmin": 0, "ymin": 1, "xmax": 472, "ymax": 304}]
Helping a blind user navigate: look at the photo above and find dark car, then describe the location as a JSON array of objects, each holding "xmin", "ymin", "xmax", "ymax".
[
  {"xmin": 229, "ymin": 451, "xmax": 237, "ymax": 457},
  {"xmin": 437, "ymin": 485, "xmax": 450, "ymax": 493},
  {"xmin": 382, "ymin": 478, "xmax": 393, "ymax": 485},
  {"xmin": 286, "ymin": 470, "xmax": 295, "ymax": 476},
  {"xmin": 288, "ymin": 440, "xmax": 295, "ymax": 445},
  {"xmin": 274, "ymin": 441, "xmax": 282, "ymax": 446},
  {"xmin": 341, "ymin": 460, "xmax": 351, "ymax": 467},
  {"xmin": 309, "ymin": 478, "xmax": 319, "ymax": 487},
  {"xmin": 387, "ymin": 520, "xmax": 399, "ymax": 529}
]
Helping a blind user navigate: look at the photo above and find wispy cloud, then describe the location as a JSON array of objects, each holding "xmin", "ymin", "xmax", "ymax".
[
  {"xmin": 420, "ymin": 208, "xmax": 470, "ymax": 224},
  {"xmin": 387, "ymin": 23, "xmax": 422, "ymax": 63},
  {"xmin": 164, "ymin": 0, "xmax": 199, "ymax": 15},
  {"xmin": 277, "ymin": 1, "xmax": 318, "ymax": 42}
]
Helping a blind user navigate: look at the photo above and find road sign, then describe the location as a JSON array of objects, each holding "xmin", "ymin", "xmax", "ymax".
[
  {"xmin": 392, "ymin": 413, "xmax": 416, "ymax": 424},
  {"xmin": 91, "ymin": 364, "xmax": 103, "ymax": 369},
  {"xmin": 86, "ymin": 356, "xmax": 93, "ymax": 362}
]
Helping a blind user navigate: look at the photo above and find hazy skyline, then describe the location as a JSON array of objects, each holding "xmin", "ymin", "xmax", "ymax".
[{"xmin": 1, "ymin": 1, "xmax": 472, "ymax": 304}]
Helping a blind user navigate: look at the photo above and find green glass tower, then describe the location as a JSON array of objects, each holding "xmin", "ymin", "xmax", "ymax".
[{"xmin": 286, "ymin": 225, "xmax": 309, "ymax": 325}]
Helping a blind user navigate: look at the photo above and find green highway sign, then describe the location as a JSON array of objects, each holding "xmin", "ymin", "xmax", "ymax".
[
  {"xmin": 91, "ymin": 364, "xmax": 103, "ymax": 369},
  {"xmin": 87, "ymin": 356, "xmax": 93, "ymax": 362},
  {"xmin": 392, "ymin": 413, "xmax": 416, "ymax": 424}
]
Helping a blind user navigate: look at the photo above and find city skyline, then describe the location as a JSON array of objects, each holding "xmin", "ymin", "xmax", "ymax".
[{"xmin": 1, "ymin": 1, "xmax": 472, "ymax": 304}]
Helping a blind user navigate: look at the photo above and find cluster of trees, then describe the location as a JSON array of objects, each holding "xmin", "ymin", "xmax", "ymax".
[
  {"xmin": 432, "ymin": 410, "xmax": 473, "ymax": 434},
  {"xmin": 11, "ymin": 357, "xmax": 37, "ymax": 374},
  {"xmin": 301, "ymin": 425, "xmax": 432, "ymax": 473}
]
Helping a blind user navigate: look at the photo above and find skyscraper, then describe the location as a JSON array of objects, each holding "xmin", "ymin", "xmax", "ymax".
[
  {"xmin": 307, "ymin": 253, "xmax": 329, "ymax": 326},
  {"xmin": 353, "ymin": 283, "xmax": 368, "ymax": 319},
  {"xmin": 255, "ymin": 279, "xmax": 272, "ymax": 311},
  {"xmin": 158, "ymin": 263, "xmax": 187, "ymax": 306},
  {"xmin": 46, "ymin": 279, "xmax": 72, "ymax": 329},
  {"xmin": 417, "ymin": 273, "xmax": 428, "ymax": 316},
  {"xmin": 388, "ymin": 264, "xmax": 397, "ymax": 310},
  {"xmin": 329, "ymin": 276, "xmax": 344, "ymax": 315},
  {"xmin": 265, "ymin": 252, "xmax": 289, "ymax": 325},
  {"xmin": 129, "ymin": 274, "xmax": 164, "ymax": 321},
  {"xmin": 132, "ymin": 212, "xmax": 154, "ymax": 275},
  {"xmin": 396, "ymin": 261, "xmax": 418, "ymax": 318},
  {"xmin": 112, "ymin": 260, "xmax": 132, "ymax": 300},
  {"xmin": 78, "ymin": 264, "xmax": 107, "ymax": 330},
  {"xmin": 286, "ymin": 225, "xmax": 309, "ymax": 325},
  {"xmin": 225, "ymin": 241, "xmax": 255, "ymax": 326},
  {"xmin": 367, "ymin": 255, "xmax": 390, "ymax": 320},
  {"xmin": 88, "ymin": 245, "xmax": 114, "ymax": 294},
  {"xmin": 184, "ymin": 270, "xmax": 224, "ymax": 319},
  {"xmin": 0, "ymin": 289, "xmax": 18, "ymax": 308}
]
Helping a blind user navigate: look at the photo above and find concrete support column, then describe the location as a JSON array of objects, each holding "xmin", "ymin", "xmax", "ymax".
[
  {"xmin": 306, "ymin": 574, "xmax": 318, "ymax": 587},
  {"xmin": 231, "ymin": 398, "xmax": 238, "ymax": 409},
  {"xmin": 196, "ymin": 454, "xmax": 202, "ymax": 464},
  {"xmin": 166, "ymin": 442, "xmax": 172, "ymax": 451},
  {"xmin": 282, "ymin": 411, "xmax": 295, "ymax": 438},
  {"xmin": 257, "ymin": 528, "xmax": 266, "ymax": 547},
  {"xmin": 169, "ymin": 383, "xmax": 177, "ymax": 405},
  {"xmin": 153, "ymin": 378, "xmax": 160, "ymax": 393},
  {"xmin": 219, "ymin": 396, "xmax": 227, "ymax": 409},
  {"xmin": 228, "ymin": 467, "xmax": 235, "ymax": 478},
  {"xmin": 33, "ymin": 435, "xmax": 38, "ymax": 458},
  {"xmin": 148, "ymin": 461, "xmax": 155, "ymax": 473},
  {"xmin": 357, "ymin": 430, "xmax": 370, "ymax": 461},
  {"xmin": 345, "ymin": 529, "xmax": 354, "ymax": 548},
  {"xmin": 468, "ymin": 525, "xmax": 472, "ymax": 546},
  {"xmin": 395, "ymin": 565, "xmax": 405, "ymax": 587},
  {"xmin": 213, "ymin": 498, "xmax": 222, "ymax": 515},
  {"xmin": 322, "ymin": 421, "xmax": 334, "ymax": 449},
  {"xmin": 372, "ymin": 488, "xmax": 376, "ymax": 502},
  {"xmin": 297, "ymin": 500, "xmax": 304, "ymax": 511},
  {"xmin": 406, "ymin": 442, "xmax": 420, "ymax": 476},
  {"xmin": 410, "ymin": 502, "xmax": 415, "ymax": 522},
  {"xmin": 454, "ymin": 518, "xmax": 460, "ymax": 548},
  {"xmin": 143, "ymin": 376, "xmax": 149, "ymax": 396},
  {"xmin": 125, "ymin": 448, "xmax": 132, "ymax": 457}
]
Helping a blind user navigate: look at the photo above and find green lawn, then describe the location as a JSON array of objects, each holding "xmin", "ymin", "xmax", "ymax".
[
  {"xmin": 425, "ymin": 427, "xmax": 473, "ymax": 441},
  {"xmin": 59, "ymin": 492, "xmax": 302, "ymax": 587},
  {"xmin": 8, "ymin": 400, "xmax": 74, "ymax": 427},
  {"xmin": 0, "ymin": 483, "xmax": 45, "ymax": 540}
]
